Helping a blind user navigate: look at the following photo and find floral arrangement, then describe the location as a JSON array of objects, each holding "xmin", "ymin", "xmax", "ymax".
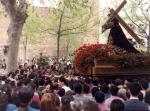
[{"xmin": 74, "ymin": 44, "xmax": 150, "ymax": 73}]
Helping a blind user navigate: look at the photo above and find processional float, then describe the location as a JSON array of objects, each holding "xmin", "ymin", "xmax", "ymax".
[{"xmin": 91, "ymin": 0, "xmax": 150, "ymax": 76}]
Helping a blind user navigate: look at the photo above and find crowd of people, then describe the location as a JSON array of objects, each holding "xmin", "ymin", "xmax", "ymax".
[{"xmin": 0, "ymin": 57, "xmax": 150, "ymax": 111}]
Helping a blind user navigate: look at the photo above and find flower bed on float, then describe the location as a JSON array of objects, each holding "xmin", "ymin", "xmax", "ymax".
[{"xmin": 74, "ymin": 44, "xmax": 150, "ymax": 73}]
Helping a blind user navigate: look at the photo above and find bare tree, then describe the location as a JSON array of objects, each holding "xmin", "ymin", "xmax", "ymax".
[{"xmin": 0, "ymin": 0, "xmax": 28, "ymax": 73}]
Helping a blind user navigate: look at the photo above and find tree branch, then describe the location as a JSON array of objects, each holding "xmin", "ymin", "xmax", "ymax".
[
  {"xmin": 60, "ymin": 22, "xmax": 88, "ymax": 33},
  {"xmin": 123, "ymin": 8, "xmax": 148, "ymax": 37},
  {"xmin": 15, "ymin": 0, "xmax": 28, "ymax": 23},
  {"xmin": 57, "ymin": 6, "xmax": 65, "ymax": 34},
  {"xmin": 61, "ymin": 31, "xmax": 85, "ymax": 36},
  {"xmin": 48, "ymin": 32, "xmax": 57, "ymax": 36},
  {"xmin": 140, "ymin": 4, "xmax": 150, "ymax": 22},
  {"xmin": 0, "ymin": 0, "xmax": 16, "ymax": 19}
]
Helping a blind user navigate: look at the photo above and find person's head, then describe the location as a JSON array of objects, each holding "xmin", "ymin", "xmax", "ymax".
[
  {"xmin": 83, "ymin": 84, "xmax": 90, "ymax": 94},
  {"xmin": 45, "ymin": 84, "xmax": 51, "ymax": 93},
  {"xmin": 57, "ymin": 88, "xmax": 65, "ymax": 97},
  {"xmin": 38, "ymin": 78, "xmax": 45, "ymax": 86},
  {"xmin": 92, "ymin": 87, "xmax": 99, "ymax": 97},
  {"xmin": 109, "ymin": 84, "xmax": 119, "ymax": 96},
  {"xmin": 84, "ymin": 77, "xmax": 91, "ymax": 84},
  {"xmin": 129, "ymin": 82, "xmax": 141, "ymax": 97},
  {"xmin": 18, "ymin": 87, "xmax": 34, "ymax": 108},
  {"xmin": 74, "ymin": 82, "xmax": 82, "ymax": 94},
  {"xmin": 92, "ymin": 78, "xmax": 99, "ymax": 86},
  {"xmin": 61, "ymin": 95, "xmax": 73, "ymax": 111},
  {"xmin": 0, "ymin": 84, "xmax": 12, "ymax": 102},
  {"xmin": 114, "ymin": 78, "xmax": 123, "ymax": 86},
  {"xmin": 40, "ymin": 93, "xmax": 59, "ymax": 111},
  {"xmin": 101, "ymin": 84, "xmax": 109, "ymax": 93},
  {"xmin": 0, "ymin": 90, "xmax": 8, "ymax": 111},
  {"xmin": 144, "ymin": 90, "xmax": 150, "ymax": 105},
  {"xmin": 95, "ymin": 91, "xmax": 105, "ymax": 103},
  {"xmin": 118, "ymin": 88, "xmax": 127, "ymax": 101},
  {"xmin": 83, "ymin": 101, "xmax": 99, "ymax": 111},
  {"xmin": 110, "ymin": 99, "xmax": 124, "ymax": 111},
  {"xmin": 58, "ymin": 76, "xmax": 67, "ymax": 87},
  {"xmin": 139, "ymin": 79, "xmax": 149, "ymax": 90}
]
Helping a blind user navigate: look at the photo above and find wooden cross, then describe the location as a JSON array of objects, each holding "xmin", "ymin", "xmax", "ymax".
[{"xmin": 102, "ymin": 0, "xmax": 142, "ymax": 44}]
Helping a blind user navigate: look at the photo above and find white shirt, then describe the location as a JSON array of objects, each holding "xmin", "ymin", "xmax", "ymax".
[{"xmin": 62, "ymin": 85, "xmax": 71, "ymax": 93}]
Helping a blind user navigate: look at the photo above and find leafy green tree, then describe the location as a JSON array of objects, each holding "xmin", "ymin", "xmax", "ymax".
[{"xmin": 44, "ymin": 0, "xmax": 99, "ymax": 60}]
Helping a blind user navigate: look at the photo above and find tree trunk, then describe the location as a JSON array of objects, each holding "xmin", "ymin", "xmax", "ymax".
[
  {"xmin": 147, "ymin": 22, "xmax": 150, "ymax": 52},
  {"xmin": 7, "ymin": 21, "xmax": 24, "ymax": 72},
  {"xmin": 23, "ymin": 36, "xmax": 28, "ymax": 62},
  {"xmin": 57, "ymin": 35, "xmax": 60, "ymax": 61},
  {"xmin": 147, "ymin": 36, "xmax": 150, "ymax": 52},
  {"xmin": 0, "ymin": 0, "xmax": 28, "ymax": 73}
]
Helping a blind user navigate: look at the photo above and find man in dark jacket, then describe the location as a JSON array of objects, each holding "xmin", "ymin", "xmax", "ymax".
[{"xmin": 124, "ymin": 82, "xmax": 149, "ymax": 111}]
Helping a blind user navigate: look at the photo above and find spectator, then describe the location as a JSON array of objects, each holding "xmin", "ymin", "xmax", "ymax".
[
  {"xmin": 124, "ymin": 82, "xmax": 149, "ymax": 111},
  {"xmin": 139, "ymin": 79, "xmax": 149, "ymax": 97},
  {"xmin": 58, "ymin": 76, "xmax": 71, "ymax": 93},
  {"xmin": 83, "ymin": 84, "xmax": 93, "ymax": 101},
  {"xmin": 95, "ymin": 91, "xmax": 110, "ymax": 111},
  {"xmin": 101, "ymin": 84, "xmax": 110, "ymax": 100},
  {"xmin": 92, "ymin": 86, "xmax": 99, "ymax": 97},
  {"xmin": 110, "ymin": 99, "xmax": 124, "ymax": 111},
  {"xmin": 105, "ymin": 84, "xmax": 123, "ymax": 108},
  {"xmin": 0, "ymin": 89, "xmax": 17, "ymax": 111},
  {"xmin": 14, "ymin": 87, "xmax": 38, "ymax": 111},
  {"xmin": 144, "ymin": 89, "xmax": 150, "ymax": 109},
  {"xmin": 57, "ymin": 88, "xmax": 65, "ymax": 101},
  {"xmin": 72, "ymin": 82, "xmax": 88, "ymax": 108},
  {"xmin": 40, "ymin": 93, "xmax": 60, "ymax": 111},
  {"xmin": 83, "ymin": 101, "xmax": 99, "ymax": 111},
  {"xmin": 61, "ymin": 95, "xmax": 73, "ymax": 111}
]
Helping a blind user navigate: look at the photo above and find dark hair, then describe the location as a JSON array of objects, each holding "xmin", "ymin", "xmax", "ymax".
[
  {"xmin": 95, "ymin": 91, "xmax": 105, "ymax": 103},
  {"xmin": 145, "ymin": 90, "xmax": 150, "ymax": 105},
  {"xmin": 129, "ymin": 82, "xmax": 140, "ymax": 96},
  {"xmin": 83, "ymin": 84, "xmax": 90, "ymax": 94},
  {"xmin": 18, "ymin": 87, "xmax": 34, "ymax": 107},
  {"xmin": 23, "ymin": 78, "xmax": 31, "ymax": 86},
  {"xmin": 17, "ymin": 80, "xmax": 24, "ymax": 87},
  {"xmin": 92, "ymin": 78, "xmax": 99, "ymax": 86},
  {"xmin": 101, "ymin": 84, "xmax": 109, "ymax": 93},
  {"xmin": 58, "ymin": 88, "xmax": 65, "ymax": 97},
  {"xmin": 0, "ymin": 91, "xmax": 8, "ymax": 111},
  {"xmin": 109, "ymin": 85, "xmax": 119, "ymax": 96},
  {"xmin": 0, "ymin": 84, "xmax": 12, "ymax": 103},
  {"xmin": 139, "ymin": 79, "xmax": 149, "ymax": 90},
  {"xmin": 114, "ymin": 78, "xmax": 123, "ymax": 86},
  {"xmin": 92, "ymin": 87, "xmax": 99, "ymax": 97},
  {"xmin": 110, "ymin": 99, "xmax": 124, "ymax": 111},
  {"xmin": 38, "ymin": 78, "xmax": 45, "ymax": 86},
  {"xmin": 61, "ymin": 95, "xmax": 73, "ymax": 111},
  {"xmin": 85, "ymin": 77, "xmax": 91, "ymax": 84},
  {"xmin": 74, "ymin": 82, "xmax": 82, "ymax": 94},
  {"xmin": 59, "ymin": 76, "xmax": 67, "ymax": 86}
]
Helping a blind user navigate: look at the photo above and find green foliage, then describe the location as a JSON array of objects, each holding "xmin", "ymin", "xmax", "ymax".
[
  {"xmin": 47, "ymin": 0, "xmax": 98, "ymax": 55},
  {"xmin": 22, "ymin": 7, "xmax": 45, "ymax": 44}
]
